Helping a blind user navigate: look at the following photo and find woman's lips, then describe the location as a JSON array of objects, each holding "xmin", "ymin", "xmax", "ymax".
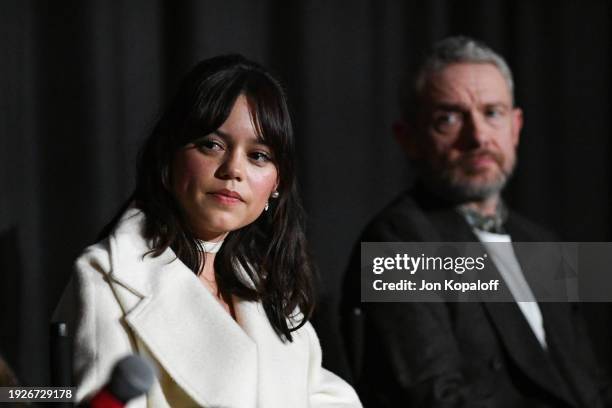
[{"xmin": 208, "ymin": 190, "xmax": 244, "ymax": 205}]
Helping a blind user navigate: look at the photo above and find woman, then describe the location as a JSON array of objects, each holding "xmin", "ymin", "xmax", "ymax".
[{"xmin": 54, "ymin": 55, "xmax": 361, "ymax": 407}]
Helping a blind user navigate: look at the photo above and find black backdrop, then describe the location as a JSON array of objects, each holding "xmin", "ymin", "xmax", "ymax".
[{"xmin": 2, "ymin": 0, "xmax": 612, "ymax": 385}]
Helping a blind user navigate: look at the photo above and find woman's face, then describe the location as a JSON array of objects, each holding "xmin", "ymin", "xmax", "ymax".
[{"xmin": 171, "ymin": 95, "xmax": 279, "ymax": 241}]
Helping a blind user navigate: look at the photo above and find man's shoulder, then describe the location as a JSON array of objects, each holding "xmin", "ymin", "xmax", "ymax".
[
  {"xmin": 360, "ymin": 189, "xmax": 440, "ymax": 242},
  {"xmin": 368, "ymin": 190, "xmax": 422, "ymax": 224},
  {"xmin": 506, "ymin": 209, "xmax": 558, "ymax": 241},
  {"xmin": 360, "ymin": 190, "xmax": 559, "ymax": 242}
]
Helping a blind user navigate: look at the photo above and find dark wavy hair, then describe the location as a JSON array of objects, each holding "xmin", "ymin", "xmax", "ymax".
[{"xmin": 109, "ymin": 55, "xmax": 314, "ymax": 341}]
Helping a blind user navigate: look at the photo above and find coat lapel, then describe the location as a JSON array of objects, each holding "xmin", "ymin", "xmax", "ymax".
[
  {"xmin": 107, "ymin": 209, "xmax": 258, "ymax": 407},
  {"xmin": 235, "ymin": 300, "xmax": 310, "ymax": 408}
]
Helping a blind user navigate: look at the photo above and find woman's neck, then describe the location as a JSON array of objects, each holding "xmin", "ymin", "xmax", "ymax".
[
  {"xmin": 198, "ymin": 252, "xmax": 236, "ymax": 319},
  {"xmin": 200, "ymin": 252, "xmax": 217, "ymax": 281}
]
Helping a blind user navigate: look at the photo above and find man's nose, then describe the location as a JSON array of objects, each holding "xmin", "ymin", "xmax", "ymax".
[
  {"xmin": 460, "ymin": 111, "xmax": 489, "ymax": 149},
  {"xmin": 216, "ymin": 151, "xmax": 244, "ymax": 181}
]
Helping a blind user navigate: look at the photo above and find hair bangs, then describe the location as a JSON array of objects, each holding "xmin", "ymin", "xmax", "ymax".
[
  {"xmin": 181, "ymin": 73, "xmax": 246, "ymax": 146},
  {"xmin": 243, "ymin": 72, "xmax": 294, "ymax": 190}
]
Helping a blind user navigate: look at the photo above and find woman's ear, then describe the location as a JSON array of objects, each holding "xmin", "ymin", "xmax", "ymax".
[{"xmin": 273, "ymin": 175, "xmax": 280, "ymax": 193}]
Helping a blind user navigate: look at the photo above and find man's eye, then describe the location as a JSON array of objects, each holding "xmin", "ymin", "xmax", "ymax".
[
  {"xmin": 433, "ymin": 112, "xmax": 461, "ymax": 132},
  {"xmin": 437, "ymin": 113, "xmax": 460, "ymax": 123},
  {"xmin": 485, "ymin": 107, "xmax": 505, "ymax": 119}
]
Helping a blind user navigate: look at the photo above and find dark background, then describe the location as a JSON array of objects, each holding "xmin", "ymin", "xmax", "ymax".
[{"xmin": 2, "ymin": 0, "xmax": 611, "ymax": 385}]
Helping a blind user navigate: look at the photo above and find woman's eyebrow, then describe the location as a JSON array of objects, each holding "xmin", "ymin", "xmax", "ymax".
[
  {"xmin": 212, "ymin": 129, "xmax": 270, "ymax": 147},
  {"xmin": 211, "ymin": 129, "xmax": 231, "ymax": 139}
]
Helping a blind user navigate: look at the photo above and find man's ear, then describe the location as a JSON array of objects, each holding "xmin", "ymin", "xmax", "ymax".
[
  {"xmin": 393, "ymin": 119, "xmax": 421, "ymax": 160},
  {"xmin": 511, "ymin": 107, "xmax": 523, "ymax": 147}
]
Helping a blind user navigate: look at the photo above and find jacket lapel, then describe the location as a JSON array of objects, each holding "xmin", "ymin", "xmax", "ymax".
[
  {"xmin": 107, "ymin": 209, "xmax": 258, "ymax": 407},
  {"xmin": 481, "ymin": 302, "xmax": 576, "ymax": 406},
  {"xmin": 429, "ymin": 207, "xmax": 577, "ymax": 406},
  {"xmin": 539, "ymin": 303, "xmax": 599, "ymax": 407}
]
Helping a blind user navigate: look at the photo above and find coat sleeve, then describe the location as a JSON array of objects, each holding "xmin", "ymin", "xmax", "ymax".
[
  {"xmin": 52, "ymin": 243, "xmax": 143, "ymax": 406},
  {"xmin": 304, "ymin": 322, "xmax": 362, "ymax": 407}
]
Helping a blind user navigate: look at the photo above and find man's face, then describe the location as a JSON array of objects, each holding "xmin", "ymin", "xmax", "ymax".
[{"xmin": 412, "ymin": 62, "xmax": 522, "ymax": 201}]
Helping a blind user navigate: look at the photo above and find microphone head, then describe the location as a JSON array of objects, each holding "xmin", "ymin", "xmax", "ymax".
[{"xmin": 108, "ymin": 355, "xmax": 156, "ymax": 402}]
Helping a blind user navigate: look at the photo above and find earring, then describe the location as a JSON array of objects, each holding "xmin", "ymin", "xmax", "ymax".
[
  {"xmin": 161, "ymin": 167, "xmax": 170, "ymax": 190},
  {"xmin": 265, "ymin": 191, "xmax": 278, "ymax": 212}
]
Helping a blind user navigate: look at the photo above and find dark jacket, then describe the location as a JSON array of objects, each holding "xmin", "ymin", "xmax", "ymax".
[{"xmin": 341, "ymin": 187, "xmax": 611, "ymax": 407}]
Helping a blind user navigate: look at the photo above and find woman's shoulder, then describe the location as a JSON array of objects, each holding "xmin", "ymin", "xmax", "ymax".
[
  {"xmin": 73, "ymin": 239, "xmax": 111, "ymax": 277},
  {"xmin": 75, "ymin": 207, "xmax": 148, "ymax": 273},
  {"xmin": 69, "ymin": 208, "xmax": 163, "ymax": 303}
]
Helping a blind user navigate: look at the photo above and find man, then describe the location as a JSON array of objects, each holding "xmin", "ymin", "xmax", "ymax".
[{"xmin": 341, "ymin": 37, "xmax": 611, "ymax": 407}]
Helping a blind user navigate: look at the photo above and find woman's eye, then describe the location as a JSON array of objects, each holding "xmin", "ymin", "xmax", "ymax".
[
  {"xmin": 197, "ymin": 139, "xmax": 224, "ymax": 151},
  {"xmin": 250, "ymin": 151, "xmax": 272, "ymax": 163}
]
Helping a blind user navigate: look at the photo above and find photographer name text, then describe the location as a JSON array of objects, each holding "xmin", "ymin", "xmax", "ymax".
[{"xmin": 373, "ymin": 279, "xmax": 501, "ymax": 292}]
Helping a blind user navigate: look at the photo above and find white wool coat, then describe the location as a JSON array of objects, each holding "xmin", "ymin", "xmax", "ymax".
[{"xmin": 53, "ymin": 209, "xmax": 361, "ymax": 408}]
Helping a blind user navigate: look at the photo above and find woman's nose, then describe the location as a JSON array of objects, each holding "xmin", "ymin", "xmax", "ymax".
[{"xmin": 216, "ymin": 151, "xmax": 244, "ymax": 181}]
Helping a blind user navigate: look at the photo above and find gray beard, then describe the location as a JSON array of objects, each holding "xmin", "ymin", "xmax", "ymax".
[{"xmin": 418, "ymin": 162, "xmax": 515, "ymax": 204}]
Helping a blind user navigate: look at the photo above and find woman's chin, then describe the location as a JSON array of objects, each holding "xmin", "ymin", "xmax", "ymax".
[{"xmin": 189, "ymin": 215, "xmax": 247, "ymax": 239}]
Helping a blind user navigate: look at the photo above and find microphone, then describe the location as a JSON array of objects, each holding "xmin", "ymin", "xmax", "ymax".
[
  {"xmin": 50, "ymin": 322, "xmax": 71, "ymax": 387},
  {"xmin": 83, "ymin": 355, "xmax": 156, "ymax": 407}
]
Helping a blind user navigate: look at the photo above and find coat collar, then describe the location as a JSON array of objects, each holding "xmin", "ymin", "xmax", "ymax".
[{"xmin": 105, "ymin": 208, "xmax": 262, "ymax": 407}]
